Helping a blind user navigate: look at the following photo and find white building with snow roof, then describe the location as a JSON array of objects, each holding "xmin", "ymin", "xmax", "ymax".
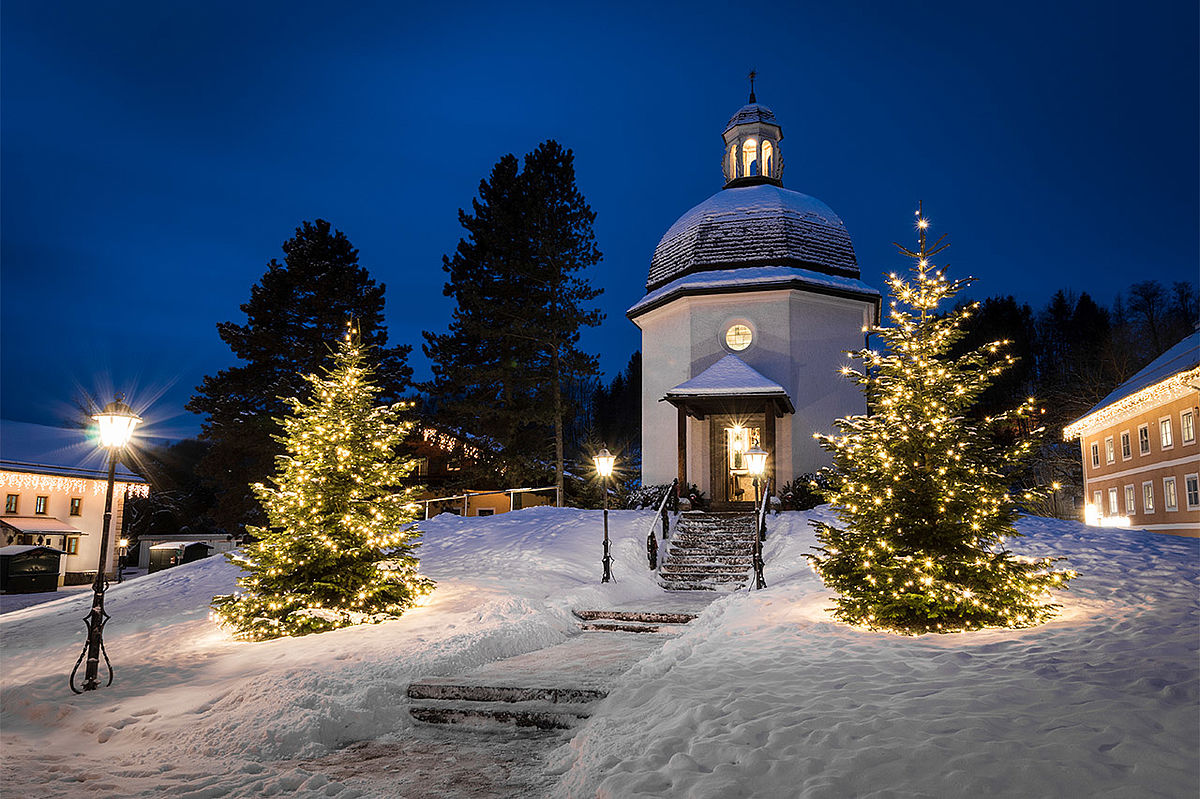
[{"xmin": 628, "ymin": 92, "xmax": 880, "ymax": 505}]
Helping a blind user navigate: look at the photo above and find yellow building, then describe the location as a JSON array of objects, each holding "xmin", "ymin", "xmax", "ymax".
[{"xmin": 1063, "ymin": 332, "xmax": 1200, "ymax": 536}]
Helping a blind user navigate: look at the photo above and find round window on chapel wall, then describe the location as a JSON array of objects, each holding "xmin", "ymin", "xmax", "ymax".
[{"xmin": 724, "ymin": 323, "xmax": 753, "ymax": 351}]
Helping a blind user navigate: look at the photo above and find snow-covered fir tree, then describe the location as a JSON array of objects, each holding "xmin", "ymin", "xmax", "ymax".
[
  {"xmin": 212, "ymin": 326, "xmax": 433, "ymax": 640},
  {"xmin": 807, "ymin": 208, "xmax": 1074, "ymax": 635}
]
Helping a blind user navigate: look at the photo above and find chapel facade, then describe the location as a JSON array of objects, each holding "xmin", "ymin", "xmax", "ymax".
[{"xmin": 628, "ymin": 92, "xmax": 881, "ymax": 505}]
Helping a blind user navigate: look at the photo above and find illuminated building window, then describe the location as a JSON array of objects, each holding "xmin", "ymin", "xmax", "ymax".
[
  {"xmin": 66, "ymin": 537, "xmax": 79, "ymax": 555},
  {"xmin": 1185, "ymin": 474, "xmax": 1199, "ymax": 510},
  {"xmin": 1182, "ymin": 410, "xmax": 1195, "ymax": 444},
  {"xmin": 728, "ymin": 144, "xmax": 737, "ymax": 179},
  {"xmin": 69, "ymin": 497, "xmax": 82, "ymax": 516},
  {"xmin": 1104, "ymin": 437, "xmax": 1114, "ymax": 464},
  {"xmin": 725, "ymin": 323, "xmax": 753, "ymax": 351},
  {"xmin": 1138, "ymin": 424, "xmax": 1150, "ymax": 455},
  {"xmin": 1142, "ymin": 481, "xmax": 1154, "ymax": 513},
  {"xmin": 760, "ymin": 140, "xmax": 774, "ymax": 177},
  {"xmin": 1163, "ymin": 477, "xmax": 1178, "ymax": 512},
  {"xmin": 1090, "ymin": 443, "xmax": 1099, "ymax": 468},
  {"xmin": 1120, "ymin": 431, "xmax": 1131, "ymax": 460},
  {"xmin": 4, "ymin": 494, "xmax": 16, "ymax": 514},
  {"xmin": 1108, "ymin": 487, "xmax": 1119, "ymax": 514},
  {"xmin": 1160, "ymin": 417, "xmax": 1173, "ymax": 449},
  {"xmin": 742, "ymin": 139, "xmax": 759, "ymax": 177},
  {"xmin": 34, "ymin": 496, "xmax": 48, "ymax": 515},
  {"xmin": 1124, "ymin": 484, "xmax": 1136, "ymax": 515},
  {"xmin": 1092, "ymin": 490, "xmax": 1102, "ymax": 512}
]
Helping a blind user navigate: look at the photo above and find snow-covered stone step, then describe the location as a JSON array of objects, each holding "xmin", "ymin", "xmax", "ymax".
[
  {"xmin": 660, "ymin": 563, "xmax": 751, "ymax": 576},
  {"xmin": 579, "ymin": 620, "xmax": 669, "ymax": 633},
  {"xmin": 406, "ymin": 681, "xmax": 606, "ymax": 705},
  {"xmin": 573, "ymin": 609, "xmax": 699, "ymax": 624},
  {"xmin": 659, "ymin": 571, "xmax": 748, "ymax": 583},
  {"xmin": 665, "ymin": 554, "xmax": 752, "ymax": 566},
  {"xmin": 408, "ymin": 698, "xmax": 592, "ymax": 730},
  {"xmin": 657, "ymin": 579, "xmax": 746, "ymax": 592}
]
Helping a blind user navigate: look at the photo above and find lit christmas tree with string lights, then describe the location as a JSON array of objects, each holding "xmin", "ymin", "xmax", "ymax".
[
  {"xmin": 807, "ymin": 207, "xmax": 1074, "ymax": 635},
  {"xmin": 212, "ymin": 326, "xmax": 433, "ymax": 641}
]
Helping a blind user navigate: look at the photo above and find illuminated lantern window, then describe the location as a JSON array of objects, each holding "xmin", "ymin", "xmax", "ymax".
[
  {"xmin": 760, "ymin": 140, "xmax": 774, "ymax": 177},
  {"xmin": 742, "ymin": 139, "xmax": 759, "ymax": 177},
  {"xmin": 725, "ymin": 324, "xmax": 753, "ymax": 351}
]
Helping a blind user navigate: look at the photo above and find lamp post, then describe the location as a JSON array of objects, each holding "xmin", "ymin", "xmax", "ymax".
[
  {"xmin": 594, "ymin": 447, "xmax": 616, "ymax": 583},
  {"xmin": 745, "ymin": 445, "xmax": 767, "ymax": 504},
  {"xmin": 70, "ymin": 394, "xmax": 141, "ymax": 693},
  {"xmin": 745, "ymin": 444, "xmax": 768, "ymax": 590}
]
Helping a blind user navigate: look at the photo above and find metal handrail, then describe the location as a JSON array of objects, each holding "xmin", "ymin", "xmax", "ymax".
[{"xmin": 646, "ymin": 478, "xmax": 679, "ymax": 570}]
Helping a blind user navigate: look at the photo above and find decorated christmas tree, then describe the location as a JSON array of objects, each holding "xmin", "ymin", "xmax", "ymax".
[
  {"xmin": 212, "ymin": 326, "xmax": 433, "ymax": 640},
  {"xmin": 808, "ymin": 207, "xmax": 1074, "ymax": 635}
]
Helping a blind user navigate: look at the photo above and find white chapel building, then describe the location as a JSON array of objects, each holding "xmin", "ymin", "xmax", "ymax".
[{"xmin": 629, "ymin": 92, "xmax": 881, "ymax": 505}]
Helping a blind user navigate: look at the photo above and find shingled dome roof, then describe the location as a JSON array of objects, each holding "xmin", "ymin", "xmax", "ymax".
[
  {"xmin": 645, "ymin": 184, "xmax": 860, "ymax": 291},
  {"xmin": 724, "ymin": 102, "xmax": 779, "ymax": 132}
]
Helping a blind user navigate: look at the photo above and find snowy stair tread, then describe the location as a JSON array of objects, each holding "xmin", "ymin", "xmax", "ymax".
[
  {"xmin": 408, "ymin": 698, "xmax": 593, "ymax": 730},
  {"xmin": 572, "ymin": 609, "xmax": 698, "ymax": 633}
]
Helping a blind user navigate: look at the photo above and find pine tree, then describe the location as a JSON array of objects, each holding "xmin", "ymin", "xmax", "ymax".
[
  {"xmin": 188, "ymin": 220, "xmax": 412, "ymax": 534},
  {"xmin": 211, "ymin": 328, "xmax": 432, "ymax": 641},
  {"xmin": 423, "ymin": 141, "xmax": 603, "ymax": 493},
  {"xmin": 807, "ymin": 209, "xmax": 1074, "ymax": 635}
]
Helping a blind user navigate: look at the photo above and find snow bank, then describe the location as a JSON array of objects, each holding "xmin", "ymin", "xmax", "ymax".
[
  {"xmin": 548, "ymin": 509, "xmax": 1200, "ymax": 798},
  {"xmin": 1, "ymin": 507, "xmax": 664, "ymax": 797},
  {"xmin": 4, "ymin": 505, "xmax": 1196, "ymax": 798}
]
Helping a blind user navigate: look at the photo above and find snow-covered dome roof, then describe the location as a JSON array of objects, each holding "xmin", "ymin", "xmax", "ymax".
[
  {"xmin": 646, "ymin": 183, "xmax": 860, "ymax": 291},
  {"xmin": 724, "ymin": 103, "xmax": 778, "ymax": 133}
]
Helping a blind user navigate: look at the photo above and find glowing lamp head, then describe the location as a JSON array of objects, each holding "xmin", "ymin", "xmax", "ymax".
[
  {"xmin": 118, "ymin": 538, "xmax": 129, "ymax": 549},
  {"xmin": 594, "ymin": 448, "xmax": 616, "ymax": 479},
  {"xmin": 93, "ymin": 394, "xmax": 142, "ymax": 449},
  {"xmin": 745, "ymin": 445, "xmax": 768, "ymax": 477}
]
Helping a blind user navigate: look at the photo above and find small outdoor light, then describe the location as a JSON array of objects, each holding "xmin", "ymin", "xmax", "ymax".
[
  {"xmin": 70, "ymin": 394, "xmax": 141, "ymax": 693},
  {"xmin": 117, "ymin": 538, "xmax": 129, "ymax": 583},
  {"xmin": 746, "ymin": 445, "xmax": 768, "ymax": 503},
  {"xmin": 594, "ymin": 447, "xmax": 616, "ymax": 583}
]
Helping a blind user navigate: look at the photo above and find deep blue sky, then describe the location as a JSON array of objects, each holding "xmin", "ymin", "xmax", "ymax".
[{"xmin": 2, "ymin": 1, "xmax": 1196, "ymax": 439}]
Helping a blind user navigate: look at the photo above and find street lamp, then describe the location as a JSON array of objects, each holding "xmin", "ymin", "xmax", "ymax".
[
  {"xmin": 594, "ymin": 447, "xmax": 616, "ymax": 583},
  {"xmin": 745, "ymin": 445, "xmax": 767, "ymax": 504},
  {"xmin": 70, "ymin": 394, "xmax": 141, "ymax": 693}
]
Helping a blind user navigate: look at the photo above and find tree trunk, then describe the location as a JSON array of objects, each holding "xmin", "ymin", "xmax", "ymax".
[{"xmin": 553, "ymin": 340, "xmax": 564, "ymax": 506}]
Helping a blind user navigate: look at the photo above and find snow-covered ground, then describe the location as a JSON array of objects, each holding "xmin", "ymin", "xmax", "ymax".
[{"xmin": 2, "ymin": 507, "xmax": 1197, "ymax": 798}]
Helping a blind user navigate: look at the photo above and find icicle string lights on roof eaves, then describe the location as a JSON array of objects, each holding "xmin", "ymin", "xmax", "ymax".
[{"xmin": 1062, "ymin": 368, "xmax": 1200, "ymax": 441}]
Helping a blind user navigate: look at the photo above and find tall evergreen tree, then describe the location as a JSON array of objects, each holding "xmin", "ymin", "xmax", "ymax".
[
  {"xmin": 211, "ymin": 329, "xmax": 432, "ymax": 641},
  {"xmin": 808, "ymin": 210, "xmax": 1074, "ymax": 634},
  {"xmin": 423, "ymin": 141, "xmax": 603, "ymax": 495},
  {"xmin": 522, "ymin": 141, "xmax": 605, "ymax": 499},
  {"xmin": 188, "ymin": 220, "xmax": 412, "ymax": 533}
]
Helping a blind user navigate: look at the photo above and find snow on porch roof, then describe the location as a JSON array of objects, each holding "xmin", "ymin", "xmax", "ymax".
[
  {"xmin": 663, "ymin": 355, "xmax": 795, "ymax": 413},
  {"xmin": 0, "ymin": 516, "xmax": 88, "ymax": 535}
]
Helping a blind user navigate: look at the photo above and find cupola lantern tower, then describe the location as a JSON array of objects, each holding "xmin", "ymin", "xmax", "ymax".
[{"xmin": 722, "ymin": 72, "xmax": 784, "ymax": 186}]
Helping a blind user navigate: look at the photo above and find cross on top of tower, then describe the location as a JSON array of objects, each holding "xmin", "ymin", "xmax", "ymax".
[{"xmin": 748, "ymin": 69, "xmax": 757, "ymax": 103}]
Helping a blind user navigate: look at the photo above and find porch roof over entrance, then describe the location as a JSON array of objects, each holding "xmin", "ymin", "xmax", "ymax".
[{"xmin": 662, "ymin": 354, "xmax": 795, "ymax": 416}]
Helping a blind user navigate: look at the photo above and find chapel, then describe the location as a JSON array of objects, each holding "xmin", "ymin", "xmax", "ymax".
[{"xmin": 628, "ymin": 88, "xmax": 881, "ymax": 506}]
